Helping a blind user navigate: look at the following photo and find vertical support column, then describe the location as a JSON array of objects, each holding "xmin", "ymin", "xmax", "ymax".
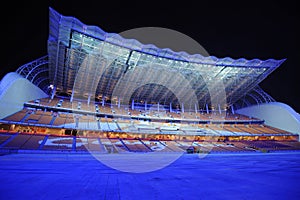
[
  {"xmin": 157, "ymin": 102, "xmax": 160, "ymax": 112},
  {"xmin": 145, "ymin": 101, "xmax": 147, "ymax": 111},
  {"xmin": 51, "ymin": 86, "xmax": 57, "ymax": 100},
  {"xmin": 195, "ymin": 104, "xmax": 198, "ymax": 113},
  {"xmin": 102, "ymin": 97, "xmax": 105, "ymax": 107},
  {"xmin": 181, "ymin": 103, "xmax": 184, "ymax": 113},
  {"xmin": 118, "ymin": 97, "xmax": 121, "ymax": 108},
  {"xmin": 218, "ymin": 104, "xmax": 221, "ymax": 114},
  {"xmin": 206, "ymin": 104, "xmax": 209, "ymax": 114},
  {"xmin": 169, "ymin": 102, "xmax": 172, "ymax": 112},
  {"xmin": 131, "ymin": 99, "xmax": 134, "ymax": 110}
]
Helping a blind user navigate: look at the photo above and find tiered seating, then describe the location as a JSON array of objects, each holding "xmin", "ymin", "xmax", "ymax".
[
  {"xmin": 0, "ymin": 132, "xmax": 48, "ymax": 150},
  {"xmin": 206, "ymin": 124, "xmax": 235, "ymax": 135},
  {"xmin": 41, "ymin": 135, "xmax": 74, "ymax": 151},
  {"xmin": 195, "ymin": 112, "xmax": 210, "ymax": 120},
  {"xmin": 109, "ymin": 138, "xmax": 129, "ymax": 153},
  {"xmin": 236, "ymin": 124, "xmax": 263, "ymax": 134},
  {"xmin": 77, "ymin": 115, "xmax": 90, "ymax": 129},
  {"xmin": 111, "ymin": 106, "xmax": 129, "ymax": 115},
  {"xmin": 190, "ymin": 141, "xmax": 214, "ymax": 152},
  {"xmin": 24, "ymin": 109, "xmax": 42, "ymax": 123},
  {"xmin": 240, "ymin": 140, "xmax": 299, "ymax": 151},
  {"xmin": 182, "ymin": 112, "xmax": 198, "ymax": 119},
  {"xmin": 168, "ymin": 112, "xmax": 181, "ymax": 119},
  {"xmin": 143, "ymin": 140, "xmax": 177, "ymax": 152},
  {"xmin": 257, "ymin": 125, "xmax": 291, "ymax": 134},
  {"xmin": 190, "ymin": 141, "xmax": 210, "ymax": 152},
  {"xmin": 52, "ymin": 113, "xmax": 68, "ymax": 126},
  {"xmin": 0, "ymin": 131, "xmax": 300, "ymax": 153},
  {"xmin": 98, "ymin": 120, "xmax": 111, "ymax": 131},
  {"xmin": 206, "ymin": 112, "xmax": 226, "ymax": 121},
  {"xmin": 100, "ymin": 106, "xmax": 113, "ymax": 114},
  {"xmin": 3, "ymin": 108, "xmax": 28, "ymax": 122},
  {"xmin": 276, "ymin": 141, "xmax": 300, "ymax": 150},
  {"xmin": 121, "ymin": 139, "xmax": 151, "ymax": 152},
  {"xmin": 38, "ymin": 111, "xmax": 54, "ymax": 125},
  {"xmin": 0, "ymin": 133, "xmax": 32, "ymax": 149},
  {"xmin": 73, "ymin": 137, "xmax": 88, "ymax": 151},
  {"xmin": 76, "ymin": 137, "xmax": 106, "ymax": 152},
  {"xmin": 47, "ymin": 98, "xmax": 60, "ymax": 107},
  {"xmin": 116, "ymin": 120, "xmax": 134, "ymax": 131},
  {"xmin": 8, "ymin": 97, "xmax": 268, "ymax": 134},
  {"xmin": 192, "ymin": 141, "xmax": 256, "ymax": 153},
  {"xmin": 175, "ymin": 141, "xmax": 194, "ymax": 150},
  {"xmin": 0, "ymin": 134, "xmax": 11, "ymax": 146},
  {"xmin": 20, "ymin": 134, "xmax": 47, "ymax": 150},
  {"xmin": 85, "ymin": 131, "xmax": 100, "ymax": 137},
  {"xmin": 210, "ymin": 142, "xmax": 242, "ymax": 152},
  {"xmin": 159, "ymin": 141, "xmax": 185, "ymax": 152},
  {"xmin": 140, "ymin": 140, "xmax": 164, "ymax": 151},
  {"xmin": 223, "ymin": 124, "xmax": 251, "ymax": 135},
  {"xmin": 227, "ymin": 141, "xmax": 257, "ymax": 152},
  {"xmin": 194, "ymin": 124, "xmax": 220, "ymax": 135},
  {"xmin": 1, "ymin": 96, "xmax": 299, "ymax": 155},
  {"xmin": 64, "ymin": 113, "xmax": 76, "ymax": 125},
  {"xmin": 100, "ymin": 138, "xmax": 119, "ymax": 153},
  {"xmin": 22, "ymin": 96, "xmax": 264, "ymax": 124}
]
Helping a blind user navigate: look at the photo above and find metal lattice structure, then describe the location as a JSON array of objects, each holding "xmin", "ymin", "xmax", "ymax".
[
  {"xmin": 233, "ymin": 86, "xmax": 276, "ymax": 110},
  {"xmin": 46, "ymin": 7, "xmax": 285, "ymax": 111},
  {"xmin": 16, "ymin": 55, "xmax": 50, "ymax": 92}
]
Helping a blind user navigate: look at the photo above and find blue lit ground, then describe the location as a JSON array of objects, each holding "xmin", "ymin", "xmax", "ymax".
[{"xmin": 0, "ymin": 151, "xmax": 300, "ymax": 200}]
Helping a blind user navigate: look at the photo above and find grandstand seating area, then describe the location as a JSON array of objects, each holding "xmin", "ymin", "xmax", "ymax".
[
  {"xmin": 0, "ymin": 96, "xmax": 299, "ymax": 154},
  {"xmin": 19, "ymin": 97, "xmax": 263, "ymax": 124},
  {"xmin": 1, "ymin": 131, "xmax": 300, "ymax": 154},
  {"xmin": 2, "ymin": 97, "xmax": 267, "ymax": 128}
]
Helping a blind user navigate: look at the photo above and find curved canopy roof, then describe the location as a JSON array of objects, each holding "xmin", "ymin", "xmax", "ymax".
[{"xmin": 47, "ymin": 7, "xmax": 285, "ymax": 109}]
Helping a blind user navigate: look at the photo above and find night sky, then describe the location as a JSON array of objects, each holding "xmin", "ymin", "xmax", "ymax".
[{"xmin": 2, "ymin": 1, "xmax": 299, "ymax": 112}]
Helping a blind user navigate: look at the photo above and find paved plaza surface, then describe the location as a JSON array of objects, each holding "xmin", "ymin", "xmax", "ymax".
[{"xmin": 0, "ymin": 151, "xmax": 300, "ymax": 200}]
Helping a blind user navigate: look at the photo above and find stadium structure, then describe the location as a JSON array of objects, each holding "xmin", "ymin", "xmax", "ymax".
[{"xmin": 0, "ymin": 7, "xmax": 300, "ymax": 154}]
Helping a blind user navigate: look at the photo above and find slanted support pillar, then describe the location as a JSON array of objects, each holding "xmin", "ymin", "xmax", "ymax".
[
  {"xmin": 87, "ymin": 95, "xmax": 91, "ymax": 105},
  {"xmin": 70, "ymin": 90, "xmax": 75, "ymax": 103},
  {"xmin": 231, "ymin": 105, "xmax": 235, "ymax": 114}
]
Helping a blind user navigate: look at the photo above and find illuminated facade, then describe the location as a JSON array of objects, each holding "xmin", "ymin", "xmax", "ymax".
[
  {"xmin": 18, "ymin": 8, "xmax": 285, "ymax": 112},
  {"xmin": 0, "ymin": 7, "xmax": 299, "ymax": 145}
]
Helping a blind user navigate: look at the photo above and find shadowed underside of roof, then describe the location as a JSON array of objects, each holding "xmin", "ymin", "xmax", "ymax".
[{"xmin": 45, "ymin": 7, "xmax": 285, "ymax": 109}]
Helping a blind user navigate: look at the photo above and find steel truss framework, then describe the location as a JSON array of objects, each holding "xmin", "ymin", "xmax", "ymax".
[
  {"xmin": 42, "ymin": 7, "xmax": 285, "ymax": 111},
  {"xmin": 16, "ymin": 55, "xmax": 50, "ymax": 92}
]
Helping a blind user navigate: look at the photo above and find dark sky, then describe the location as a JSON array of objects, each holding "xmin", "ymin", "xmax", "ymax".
[{"xmin": 2, "ymin": 1, "xmax": 299, "ymax": 112}]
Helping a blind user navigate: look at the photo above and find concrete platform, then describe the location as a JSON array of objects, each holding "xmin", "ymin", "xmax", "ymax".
[{"xmin": 0, "ymin": 151, "xmax": 300, "ymax": 200}]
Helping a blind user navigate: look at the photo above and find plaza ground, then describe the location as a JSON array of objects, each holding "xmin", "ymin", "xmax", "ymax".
[{"xmin": 0, "ymin": 151, "xmax": 300, "ymax": 200}]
